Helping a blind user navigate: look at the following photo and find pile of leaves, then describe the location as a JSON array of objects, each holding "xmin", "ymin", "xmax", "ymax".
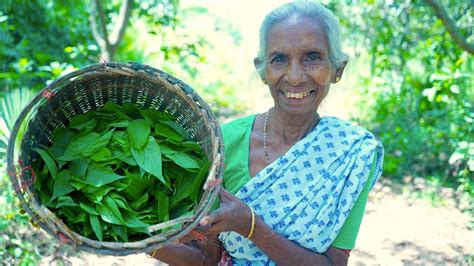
[{"xmin": 31, "ymin": 102, "xmax": 210, "ymax": 242}]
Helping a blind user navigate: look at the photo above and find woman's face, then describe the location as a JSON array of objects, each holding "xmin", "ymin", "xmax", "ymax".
[{"xmin": 263, "ymin": 17, "xmax": 336, "ymax": 116}]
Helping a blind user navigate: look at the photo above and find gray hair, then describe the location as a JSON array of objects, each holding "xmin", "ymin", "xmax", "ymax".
[{"xmin": 256, "ymin": 1, "xmax": 348, "ymax": 77}]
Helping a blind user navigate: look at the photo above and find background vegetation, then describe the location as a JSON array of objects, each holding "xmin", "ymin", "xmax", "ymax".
[{"xmin": 0, "ymin": 0, "xmax": 472, "ymax": 264}]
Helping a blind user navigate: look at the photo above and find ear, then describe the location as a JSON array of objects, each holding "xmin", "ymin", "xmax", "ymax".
[
  {"xmin": 332, "ymin": 60, "xmax": 348, "ymax": 83},
  {"xmin": 253, "ymin": 57, "xmax": 262, "ymax": 70},
  {"xmin": 254, "ymin": 57, "xmax": 266, "ymax": 84}
]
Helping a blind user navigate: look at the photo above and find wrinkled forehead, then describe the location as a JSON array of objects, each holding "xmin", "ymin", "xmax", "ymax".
[
  {"xmin": 267, "ymin": 15, "xmax": 326, "ymax": 39},
  {"xmin": 265, "ymin": 16, "xmax": 328, "ymax": 52}
]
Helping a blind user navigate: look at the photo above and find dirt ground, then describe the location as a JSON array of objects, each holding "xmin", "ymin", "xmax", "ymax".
[{"xmin": 39, "ymin": 180, "xmax": 473, "ymax": 266}]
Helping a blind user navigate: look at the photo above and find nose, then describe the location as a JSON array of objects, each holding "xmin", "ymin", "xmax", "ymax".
[{"xmin": 285, "ymin": 61, "xmax": 306, "ymax": 85}]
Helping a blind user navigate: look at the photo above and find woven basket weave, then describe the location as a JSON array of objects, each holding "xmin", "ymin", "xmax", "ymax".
[{"xmin": 6, "ymin": 62, "xmax": 224, "ymax": 255}]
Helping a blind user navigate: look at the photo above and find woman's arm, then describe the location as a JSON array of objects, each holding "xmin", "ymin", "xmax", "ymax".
[
  {"xmin": 147, "ymin": 233, "xmax": 222, "ymax": 266},
  {"xmin": 201, "ymin": 188, "xmax": 349, "ymax": 266}
]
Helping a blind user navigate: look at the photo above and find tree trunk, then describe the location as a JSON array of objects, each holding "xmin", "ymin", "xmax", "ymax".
[{"xmin": 89, "ymin": 0, "xmax": 133, "ymax": 61}]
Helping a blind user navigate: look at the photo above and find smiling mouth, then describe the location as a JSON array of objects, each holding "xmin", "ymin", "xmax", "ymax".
[{"xmin": 282, "ymin": 90, "xmax": 314, "ymax": 99}]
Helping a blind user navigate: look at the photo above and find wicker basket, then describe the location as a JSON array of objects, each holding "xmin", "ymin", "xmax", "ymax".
[{"xmin": 6, "ymin": 62, "xmax": 224, "ymax": 255}]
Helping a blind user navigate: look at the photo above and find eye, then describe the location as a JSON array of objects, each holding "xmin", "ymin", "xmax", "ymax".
[
  {"xmin": 270, "ymin": 54, "xmax": 287, "ymax": 64},
  {"xmin": 305, "ymin": 52, "xmax": 321, "ymax": 62}
]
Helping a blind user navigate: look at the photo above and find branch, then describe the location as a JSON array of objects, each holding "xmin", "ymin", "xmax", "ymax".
[
  {"xmin": 88, "ymin": 1, "xmax": 106, "ymax": 49},
  {"xmin": 95, "ymin": 0, "xmax": 109, "ymax": 43},
  {"xmin": 109, "ymin": 0, "xmax": 133, "ymax": 47},
  {"xmin": 424, "ymin": 0, "xmax": 474, "ymax": 54}
]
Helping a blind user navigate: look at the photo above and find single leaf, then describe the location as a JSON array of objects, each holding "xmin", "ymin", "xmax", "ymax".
[
  {"xmin": 51, "ymin": 170, "xmax": 74, "ymax": 200},
  {"xmin": 103, "ymin": 196, "xmax": 124, "ymax": 224},
  {"xmin": 123, "ymin": 213, "xmax": 150, "ymax": 228},
  {"xmin": 130, "ymin": 192, "xmax": 149, "ymax": 210},
  {"xmin": 122, "ymin": 103, "xmax": 140, "ymax": 115},
  {"xmin": 153, "ymin": 123, "xmax": 184, "ymax": 142},
  {"xmin": 122, "ymin": 171, "xmax": 154, "ymax": 201},
  {"xmin": 70, "ymin": 177, "xmax": 88, "ymax": 190},
  {"xmin": 165, "ymin": 151, "xmax": 200, "ymax": 169},
  {"xmin": 50, "ymin": 128, "xmax": 76, "ymax": 159},
  {"xmin": 170, "ymin": 170, "xmax": 192, "ymax": 208},
  {"xmin": 69, "ymin": 158, "xmax": 89, "ymax": 177},
  {"xmin": 89, "ymin": 214, "xmax": 103, "ymax": 241},
  {"xmin": 103, "ymin": 102, "xmax": 124, "ymax": 113},
  {"xmin": 83, "ymin": 218, "xmax": 94, "ymax": 237},
  {"xmin": 109, "ymin": 194, "xmax": 129, "ymax": 210},
  {"xmin": 127, "ymin": 119, "xmax": 150, "ymax": 149},
  {"xmin": 85, "ymin": 165, "xmax": 125, "ymax": 187},
  {"xmin": 112, "ymin": 131, "xmax": 129, "ymax": 149},
  {"xmin": 160, "ymin": 120, "xmax": 191, "ymax": 140},
  {"xmin": 157, "ymin": 143, "xmax": 174, "ymax": 156},
  {"xmin": 190, "ymin": 159, "xmax": 211, "ymax": 203},
  {"xmin": 179, "ymin": 141, "xmax": 201, "ymax": 151},
  {"xmin": 79, "ymin": 202, "xmax": 100, "ymax": 215},
  {"xmin": 97, "ymin": 204, "xmax": 123, "ymax": 225},
  {"xmin": 56, "ymin": 196, "xmax": 77, "ymax": 208},
  {"xmin": 91, "ymin": 147, "xmax": 112, "ymax": 162},
  {"xmin": 33, "ymin": 148, "xmax": 58, "ymax": 177},
  {"xmin": 157, "ymin": 191, "xmax": 169, "ymax": 222},
  {"xmin": 116, "ymin": 150, "xmax": 137, "ymax": 166},
  {"xmin": 131, "ymin": 136, "xmax": 165, "ymax": 184},
  {"xmin": 109, "ymin": 120, "xmax": 129, "ymax": 128},
  {"xmin": 111, "ymin": 225, "xmax": 128, "ymax": 242},
  {"xmin": 81, "ymin": 129, "xmax": 115, "ymax": 157},
  {"xmin": 84, "ymin": 185, "xmax": 115, "ymax": 203},
  {"xmin": 57, "ymin": 206, "xmax": 78, "ymax": 223},
  {"xmin": 139, "ymin": 109, "xmax": 163, "ymax": 125},
  {"xmin": 70, "ymin": 212, "xmax": 87, "ymax": 224},
  {"xmin": 70, "ymin": 115, "xmax": 97, "ymax": 131}
]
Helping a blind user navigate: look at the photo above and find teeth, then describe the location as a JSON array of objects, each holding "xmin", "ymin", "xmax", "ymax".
[{"xmin": 284, "ymin": 91, "xmax": 310, "ymax": 99}]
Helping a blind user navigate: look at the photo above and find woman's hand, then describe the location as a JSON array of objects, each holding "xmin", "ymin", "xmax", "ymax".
[{"xmin": 199, "ymin": 187, "xmax": 252, "ymax": 237}]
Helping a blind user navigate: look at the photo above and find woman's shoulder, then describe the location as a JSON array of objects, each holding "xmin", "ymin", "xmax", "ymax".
[{"xmin": 321, "ymin": 116, "xmax": 379, "ymax": 141}]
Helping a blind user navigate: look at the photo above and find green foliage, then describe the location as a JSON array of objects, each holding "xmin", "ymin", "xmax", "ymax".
[
  {"xmin": 32, "ymin": 103, "xmax": 209, "ymax": 241},
  {"xmin": 0, "ymin": 0, "xmax": 96, "ymax": 92},
  {"xmin": 136, "ymin": 6, "xmax": 246, "ymax": 117},
  {"xmin": 336, "ymin": 1, "xmax": 473, "ymax": 205}
]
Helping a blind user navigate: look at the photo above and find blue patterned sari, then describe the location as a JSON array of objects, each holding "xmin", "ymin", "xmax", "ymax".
[{"xmin": 218, "ymin": 116, "xmax": 384, "ymax": 265}]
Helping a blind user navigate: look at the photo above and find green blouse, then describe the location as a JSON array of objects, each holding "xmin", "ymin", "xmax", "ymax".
[{"xmin": 221, "ymin": 114, "xmax": 377, "ymax": 250}]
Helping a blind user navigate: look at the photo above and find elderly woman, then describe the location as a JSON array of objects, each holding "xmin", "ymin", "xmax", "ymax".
[{"xmin": 149, "ymin": 1, "xmax": 383, "ymax": 265}]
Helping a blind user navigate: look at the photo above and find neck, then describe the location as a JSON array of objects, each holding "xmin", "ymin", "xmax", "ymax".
[{"xmin": 267, "ymin": 108, "xmax": 320, "ymax": 145}]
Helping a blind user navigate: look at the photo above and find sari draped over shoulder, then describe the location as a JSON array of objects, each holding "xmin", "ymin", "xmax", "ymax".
[{"xmin": 218, "ymin": 116, "xmax": 384, "ymax": 265}]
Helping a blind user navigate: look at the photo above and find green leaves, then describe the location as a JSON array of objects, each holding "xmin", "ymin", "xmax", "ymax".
[
  {"xmin": 131, "ymin": 136, "xmax": 164, "ymax": 183},
  {"xmin": 89, "ymin": 214, "xmax": 103, "ymax": 241},
  {"xmin": 51, "ymin": 170, "xmax": 74, "ymax": 200},
  {"xmin": 32, "ymin": 148, "xmax": 57, "ymax": 177},
  {"xmin": 128, "ymin": 119, "xmax": 150, "ymax": 149},
  {"xmin": 60, "ymin": 129, "xmax": 114, "ymax": 161},
  {"xmin": 32, "ymin": 102, "xmax": 211, "ymax": 242},
  {"xmin": 85, "ymin": 166, "xmax": 125, "ymax": 187}
]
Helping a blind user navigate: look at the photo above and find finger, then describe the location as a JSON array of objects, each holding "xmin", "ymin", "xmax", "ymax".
[
  {"xmin": 199, "ymin": 216, "xmax": 230, "ymax": 234},
  {"xmin": 218, "ymin": 187, "xmax": 236, "ymax": 204},
  {"xmin": 175, "ymin": 231, "xmax": 197, "ymax": 244},
  {"xmin": 200, "ymin": 208, "xmax": 224, "ymax": 226}
]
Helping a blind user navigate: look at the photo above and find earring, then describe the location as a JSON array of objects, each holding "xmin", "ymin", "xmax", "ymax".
[{"xmin": 335, "ymin": 77, "xmax": 340, "ymax": 82}]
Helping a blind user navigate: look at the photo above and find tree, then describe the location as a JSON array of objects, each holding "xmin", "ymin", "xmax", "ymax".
[
  {"xmin": 89, "ymin": 0, "xmax": 133, "ymax": 61},
  {"xmin": 424, "ymin": 0, "xmax": 474, "ymax": 54},
  {"xmin": 332, "ymin": 0, "xmax": 473, "ymax": 203}
]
